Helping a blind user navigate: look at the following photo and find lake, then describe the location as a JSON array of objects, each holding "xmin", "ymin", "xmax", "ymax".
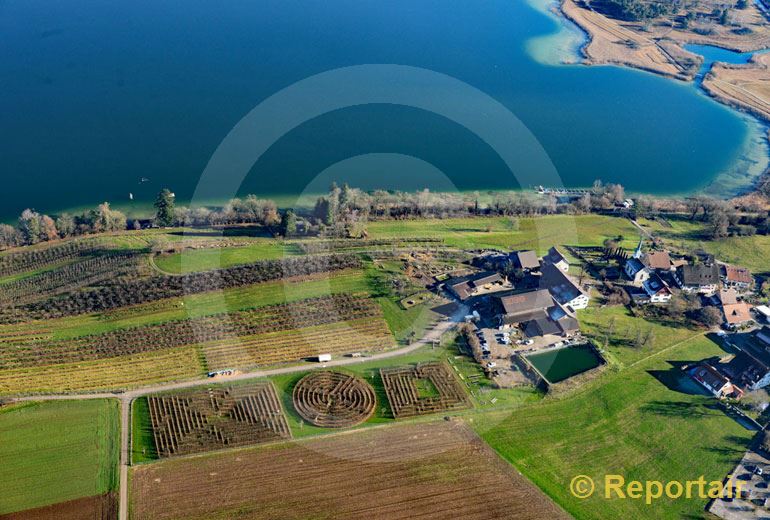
[{"xmin": 0, "ymin": 0, "xmax": 765, "ymax": 219}]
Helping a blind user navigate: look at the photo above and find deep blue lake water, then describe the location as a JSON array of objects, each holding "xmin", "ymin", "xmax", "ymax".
[{"xmin": 0, "ymin": 0, "xmax": 763, "ymax": 218}]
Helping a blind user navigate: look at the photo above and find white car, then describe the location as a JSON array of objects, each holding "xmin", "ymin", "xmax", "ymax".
[
  {"xmin": 486, "ymin": 362, "xmax": 497, "ymax": 369},
  {"xmin": 522, "ymin": 339, "xmax": 534, "ymax": 346}
]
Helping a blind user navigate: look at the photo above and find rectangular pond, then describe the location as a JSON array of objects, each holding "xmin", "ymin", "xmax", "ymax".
[{"xmin": 524, "ymin": 343, "xmax": 603, "ymax": 384}]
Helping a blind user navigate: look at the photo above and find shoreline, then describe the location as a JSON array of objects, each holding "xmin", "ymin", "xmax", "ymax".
[{"xmin": 546, "ymin": 0, "xmax": 770, "ymax": 198}]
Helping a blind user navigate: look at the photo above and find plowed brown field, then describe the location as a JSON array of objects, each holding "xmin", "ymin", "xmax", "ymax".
[{"xmin": 130, "ymin": 421, "xmax": 569, "ymax": 520}]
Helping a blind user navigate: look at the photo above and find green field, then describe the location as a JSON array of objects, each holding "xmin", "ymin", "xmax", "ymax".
[
  {"xmin": 0, "ymin": 399, "xmax": 120, "ymax": 514},
  {"xmin": 366, "ymin": 215, "xmax": 641, "ymax": 252},
  {"xmin": 476, "ymin": 334, "xmax": 753, "ymax": 520}
]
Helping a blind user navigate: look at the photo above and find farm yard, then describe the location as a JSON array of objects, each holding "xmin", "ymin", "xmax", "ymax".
[
  {"xmin": 129, "ymin": 421, "xmax": 571, "ymax": 520},
  {"xmin": 146, "ymin": 382, "xmax": 290, "ymax": 458},
  {"xmin": 381, "ymin": 362, "xmax": 471, "ymax": 419},
  {"xmin": 0, "ymin": 400, "xmax": 119, "ymax": 517}
]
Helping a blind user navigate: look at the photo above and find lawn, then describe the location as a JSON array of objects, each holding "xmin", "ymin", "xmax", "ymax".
[
  {"xmin": 153, "ymin": 241, "xmax": 301, "ymax": 274},
  {"xmin": 0, "ymin": 399, "xmax": 120, "ymax": 515},
  {"xmin": 578, "ymin": 304, "xmax": 702, "ymax": 367},
  {"xmin": 131, "ymin": 397, "xmax": 158, "ymax": 464},
  {"xmin": 475, "ymin": 334, "xmax": 754, "ymax": 520}
]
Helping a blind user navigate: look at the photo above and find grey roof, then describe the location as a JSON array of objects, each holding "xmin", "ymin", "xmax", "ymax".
[
  {"xmin": 677, "ymin": 263, "xmax": 719, "ymax": 286},
  {"xmin": 544, "ymin": 247, "xmax": 567, "ymax": 266},
  {"xmin": 495, "ymin": 289, "xmax": 553, "ymax": 316},
  {"xmin": 513, "ymin": 250, "xmax": 540, "ymax": 270},
  {"xmin": 625, "ymin": 258, "xmax": 646, "ymax": 275},
  {"xmin": 525, "ymin": 318, "xmax": 561, "ymax": 337},
  {"xmin": 541, "ymin": 263, "xmax": 584, "ymax": 305}
]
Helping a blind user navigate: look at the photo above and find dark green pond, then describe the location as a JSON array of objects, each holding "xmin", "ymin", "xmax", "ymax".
[{"xmin": 525, "ymin": 343, "xmax": 603, "ymax": 384}]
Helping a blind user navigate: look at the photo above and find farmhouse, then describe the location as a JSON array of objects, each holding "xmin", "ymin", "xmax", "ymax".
[
  {"xmin": 688, "ymin": 364, "xmax": 743, "ymax": 399},
  {"xmin": 543, "ymin": 246, "xmax": 569, "ymax": 273},
  {"xmin": 541, "ymin": 262, "xmax": 589, "ymax": 310},
  {"xmin": 673, "ymin": 263, "xmax": 720, "ymax": 295},
  {"xmin": 445, "ymin": 271, "xmax": 507, "ymax": 301},
  {"xmin": 721, "ymin": 264, "xmax": 753, "ymax": 291},
  {"xmin": 624, "ymin": 257, "xmax": 650, "ymax": 286}
]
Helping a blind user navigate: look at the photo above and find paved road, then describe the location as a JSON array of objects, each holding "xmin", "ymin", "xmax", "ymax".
[{"xmin": 11, "ymin": 303, "xmax": 468, "ymax": 520}]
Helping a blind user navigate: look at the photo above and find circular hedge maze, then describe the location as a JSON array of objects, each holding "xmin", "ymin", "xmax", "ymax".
[{"xmin": 292, "ymin": 371, "xmax": 376, "ymax": 428}]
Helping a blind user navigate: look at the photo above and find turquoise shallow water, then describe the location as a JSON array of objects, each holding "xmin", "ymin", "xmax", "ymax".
[{"xmin": 0, "ymin": 0, "xmax": 761, "ymax": 218}]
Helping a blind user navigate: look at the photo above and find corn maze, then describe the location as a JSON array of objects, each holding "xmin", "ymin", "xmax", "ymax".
[
  {"xmin": 380, "ymin": 362, "xmax": 470, "ymax": 419},
  {"xmin": 147, "ymin": 382, "xmax": 290, "ymax": 458},
  {"xmin": 292, "ymin": 371, "xmax": 377, "ymax": 427}
]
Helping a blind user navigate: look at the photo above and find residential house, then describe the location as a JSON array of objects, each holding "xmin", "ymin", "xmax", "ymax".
[
  {"xmin": 721, "ymin": 265, "xmax": 753, "ymax": 292},
  {"xmin": 689, "ymin": 364, "xmax": 742, "ymax": 399},
  {"xmin": 624, "ymin": 258, "xmax": 650, "ymax": 286},
  {"xmin": 722, "ymin": 302, "xmax": 753, "ymax": 329},
  {"xmin": 445, "ymin": 271, "xmax": 506, "ymax": 301},
  {"xmin": 543, "ymin": 246, "xmax": 569, "ymax": 273},
  {"xmin": 641, "ymin": 274, "xmax": 672, "ymax": 304},
  {"xmin": 718, "ymin": 351, "xmax": 770, "ymax": 392},
  {"xmin": 673, "ymin": 263, "xmax": 720, "ymax": 295},
  {"xmin": 541, "ymin": 262, "xmax": 589, "ymax": 310},
  {"xmin": 640, "ymin": 250, "xmax": 672, "ymax": 271}
]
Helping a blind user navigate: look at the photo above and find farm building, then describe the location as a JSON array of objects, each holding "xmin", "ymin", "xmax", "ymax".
[
  {"xmin": 511, "ymin": 250, "xmax": 540, "ymax": 271},
  {"xmin": 543, "ymin": 246, "xmax": 569, "ymax": 273},
  {"xmin": 493, "ymin": 289, "xmax": 554, "ymax": 325},
  {"xmin": 673, "ymin": 263, "xmax": 720, "ymax": 295},
  {"xmin": 445, "ymin": 271, "xmax": 507, "ymax": 301},
  {"xmin": 540, "ymin": 262, "xmax": 589, "ymax": 310}
]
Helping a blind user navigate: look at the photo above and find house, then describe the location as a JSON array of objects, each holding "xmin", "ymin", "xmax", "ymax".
[
  {"xmin": 721, "ymin": 265, "xmax": 753, "ymax": 291},
  {"xmin": 541, "ymin": 262, "xmax": 589, "ymax": 310},
  {"xmin": 640, "ymin": 250, "xmax": 672, "ymax": 271},
  {"xmin": 673, "ymin": 263, "xmax": 720, "ymax": 295},
  {"xmin": 689, "ymin": 364, "xmax": 742, "ymax": 399},
  {"xmin": 445, "ymin": 271, "xmax": 506, "ymax": 301},
  {"xmin": 641, "ymin": 274, "xmax": 672, "ymax": 303},
  {"xmin": 624, "ymin": 258, "xmax": 650, "ymax": 286},
  {"xmin": 718, "ymin": 351, "xmax": 770, "ymax": 391},
  {"xmin": 493, "ymin": 289, "xmax": 554, "ymax": 325},
  {"xmin": 719, "ymin": 288, "xmax": 738, "ymax": 305},
  {"xmin": 722, "ymin": 302, "xmax": 753, "ymax": 329},
  {"xmin": 543, "ymin": 246, "xmax": 569, "ymax": 273},
  {"xmin": 512, "ymin": 250, "xmax": 540, "ymax": 271}
]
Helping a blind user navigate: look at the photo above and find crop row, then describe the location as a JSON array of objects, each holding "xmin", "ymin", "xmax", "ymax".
[
  {"xmin": 1, "ymin": 254, "xmax": 361, "ymax": 322},
  {"xmin": 0, "ymin": 346, "xmax": 202, "ymax": 395},
  {"xmin": 0, "ymin": 252, "xmax": 144, "ymax": 305},
  {"xmin": 0, "ymin": 240, "xmax": 99, "ymax": 277},
  {"xmin": 203, "ymin": 318, "xmax": 395, "ymax": 370},
  {"xmin": 0, "ymin": 294, "xmax": 382, "ymax": 368},
  {"xmin": 380, "ymin": 362, "xmax": 470, "ymax": 419}
]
